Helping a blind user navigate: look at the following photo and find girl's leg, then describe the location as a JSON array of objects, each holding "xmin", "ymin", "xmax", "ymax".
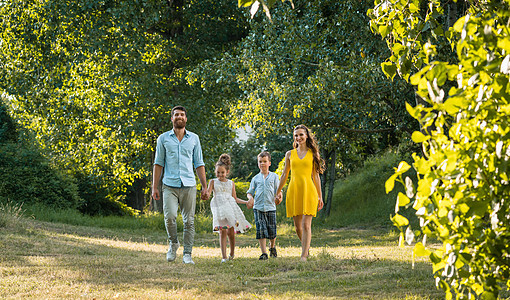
[
  {"xmin": 219, "ymin": 229, "xmax": 228, "ymax": 259},
  {"xmin": 293, "ymin": 215, "xmax": 303, "ymax": 241},
  {"xmin": 300, "ymin": 215, "xmax": 313, "ymax": 261},
  {"xmin": 227, "ymin": 227, "xmax": 235, "ymax": 258}
]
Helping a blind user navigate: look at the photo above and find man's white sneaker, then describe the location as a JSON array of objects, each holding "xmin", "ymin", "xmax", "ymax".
[
  {"xmin": 166, "ymin": 241, "xmax": 180, "ymax": 262},
  {"xmin": 183, "ymin": 253, "xmax": 195, "ymax": 265}
]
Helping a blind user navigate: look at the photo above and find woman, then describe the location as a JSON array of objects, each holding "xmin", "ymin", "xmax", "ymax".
[{"xmin": 276, "ymin": 124, "xmax": 325, "ymax": 261}]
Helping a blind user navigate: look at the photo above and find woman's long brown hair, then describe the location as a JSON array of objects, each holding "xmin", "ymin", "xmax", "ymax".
[{"xmin": 293, "ymin": 125, "xmax": 326, "ymax": 174}]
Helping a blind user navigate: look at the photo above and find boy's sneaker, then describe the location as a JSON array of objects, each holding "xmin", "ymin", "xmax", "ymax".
[
  {"xmin": 183, "ymin": 253, "xmax": 195, "ymax": 265},
  {"xmin": 259, "ymin": 253, "xmax": 268, "ymax": 260},
  {"xmin": 269, "ymin": 247, "xmax": 277, "ymax": 258},
  {"xmin": 166, "ymin": 241, "xmax": 180, "ymax": 262}
]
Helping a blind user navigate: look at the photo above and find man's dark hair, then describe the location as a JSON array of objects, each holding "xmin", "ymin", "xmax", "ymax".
[
  {"xmin": 171, "ymin": 106, "xmax": 187, "ymax": 117},
  {"xmin": 258, "ymin": 151, "xmax": 271, "ymax": 160}
]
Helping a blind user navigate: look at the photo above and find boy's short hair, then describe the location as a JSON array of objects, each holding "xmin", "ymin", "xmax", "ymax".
[
  {"xmin": 258, "ymin": 151, "xmax": 271, "ymax": 160},
  {"xmin": 171, "ymin": 105, "xmax": 187, "ymax": 117}
]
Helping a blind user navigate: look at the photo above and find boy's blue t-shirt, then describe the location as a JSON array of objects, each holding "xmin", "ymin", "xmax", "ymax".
[{"xmin": 247, "ymin": 171, "xmax": 279, "ymax": 212}]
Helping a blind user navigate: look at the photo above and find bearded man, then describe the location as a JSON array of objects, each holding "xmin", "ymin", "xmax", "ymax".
[{"xmin": 152, "ymin": 105, "xmax": 209, "ymax": 265}]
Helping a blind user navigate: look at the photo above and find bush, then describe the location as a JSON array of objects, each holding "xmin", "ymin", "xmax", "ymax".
[{"xmin": 0, "ymin": 143, "xmax": 82, "ymax": 210}]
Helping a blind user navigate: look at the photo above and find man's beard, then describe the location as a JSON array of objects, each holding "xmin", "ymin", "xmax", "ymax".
[{"xmin": 173, "ymin": 120, "xmax": 186, "ymax": 129}]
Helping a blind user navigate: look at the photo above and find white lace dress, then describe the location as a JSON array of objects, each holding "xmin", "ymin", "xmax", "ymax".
[{"xmin": 210, "ymin": 179, "xmax": 252, "ymax": 233}]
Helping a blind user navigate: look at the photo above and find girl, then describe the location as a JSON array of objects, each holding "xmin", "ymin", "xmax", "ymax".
[
  {"xmin": 208, "ymin": 154, "xmax": 252, "ymax": 263},
  {"xmin": 276, "ymin": 125, "xmax": 325, "ymax": 261}
]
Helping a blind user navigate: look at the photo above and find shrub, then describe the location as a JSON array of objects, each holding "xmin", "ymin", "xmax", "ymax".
[{"xmin": 0, "ymin": 143, "xmax": 82, "ymax": 210}]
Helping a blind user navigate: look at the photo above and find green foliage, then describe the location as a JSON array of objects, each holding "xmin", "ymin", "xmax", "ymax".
[
  {"xmin": 230, "ymin": 132, "xmax": 293, "ymax": 179},
  {"xmin": 193, "ymin": 0, "xmax": 418, "ymax": 179},
  {"xmin": 0, "ymin": 0, "xmax": 248, "ymax": 213},
  {"xmin": 0, "ymin": 143, "xmax": 82, "ymax": 210},
  {"xmin": 0, "ymin": 101, "xmax": 16, "ymax": 143},
  {"xmin": 371, "ymin": 0, "xmax": 510, "ymax": 298}
]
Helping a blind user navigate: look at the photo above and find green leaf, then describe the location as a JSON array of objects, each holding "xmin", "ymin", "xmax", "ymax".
[
  {"xmin": 386, "ymin": 173, "xmax": 398, "ymax": 193},
  {"xmin": 396, "ymin": 161, "xmax": 411, "ymax": 174},
  {"xmin": 412, "ymin": 131, "xmax": 430, "ymax": 143},
  {"xmin": 397, "ymin": 192, "xmax": 410, "ymax": 206},
  {"xmin": 379, "ymin": 25, "xmax": 390, "ymax": 37},
  {"xmin": 239, "ymin": 0, "xmax": 255, "ymax": 7},
  {"xmin": 391, "ymin": 213, "xmax": 409, "ymax": 227},
  {"xmin": 480, "ymin": 291, "xmax": 497, "ymax": 300},
  {"xmin": 409, "ymin": 3, "xmax": 419, "ymax": 13},
  {"xmin": 414, "ymin": 242, "xmax": 431, "ymax": 256},
  {"xmin": 406, "ymin": 102, "xmax": 420, "ymax": 119},
  {"xmin": 443, "ymin": 96, "xmax": 465, "ymax": 115},
  {"xmin": 497, "ymin": 39, "xmax": 510, "ymax": 51},
  {"xmin": 453, "ymin": 15, "xmax": 467, "ymax": 33},
  {"xmin": 381, "ymin": 62, "xmax": 397, "ymax": 80}
]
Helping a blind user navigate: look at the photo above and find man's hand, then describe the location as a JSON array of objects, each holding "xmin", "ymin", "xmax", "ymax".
[
  {"xmin": 152, "ymin": 188, "xmax": 160, "ymax": 201},
  {"xmin": 200, "ymin": 188, "xmax": 209, "ymax": 200},
  {"xmin": 246, "ymin": 198, "xmax": 254, "ymax": 209}
]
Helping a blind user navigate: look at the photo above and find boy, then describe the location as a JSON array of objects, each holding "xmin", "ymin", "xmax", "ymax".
[{"xmin": 247, "ymin": 151, "xmax": 282, "ymax": 260}]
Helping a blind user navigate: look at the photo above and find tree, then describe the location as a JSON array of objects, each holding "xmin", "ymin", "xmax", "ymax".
[
  {"xmin": 0, "ymin": 0, "xmax": 248, "ymax": 213},
  {"xmin": 369, "ymin": 0, "xmax": 510, "ymax": 298},
  {"xmin": 192, "ymin": 0, "xmax": 418, "ymax": 216}
]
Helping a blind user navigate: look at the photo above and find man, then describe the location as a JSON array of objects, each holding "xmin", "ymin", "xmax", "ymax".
[{"xmin": 152, "ymin": 106, "xmax": 209, "ymax": 264}]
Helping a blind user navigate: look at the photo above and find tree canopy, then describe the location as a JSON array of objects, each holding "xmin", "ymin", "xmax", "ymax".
[
  {"xmin": 0, "ymin": 0, "xmax": 249, "ymax": 212},
  {"xmin": 192, "ymin": 0, "xmax": 418, "ymax": 166}
]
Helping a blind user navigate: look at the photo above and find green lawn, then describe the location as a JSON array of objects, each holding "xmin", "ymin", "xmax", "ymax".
[{"xmin": 0, "ymin": 218, "xmax": 444, "ymax": 299}]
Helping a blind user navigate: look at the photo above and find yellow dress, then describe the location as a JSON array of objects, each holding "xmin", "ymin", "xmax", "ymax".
[{"xmin": 286, "ymin": 149, "xmax": 319, "ymax": 217}]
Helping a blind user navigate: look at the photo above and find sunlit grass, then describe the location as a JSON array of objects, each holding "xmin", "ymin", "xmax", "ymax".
[{"xmin": 0, "ymin": 218, "xmax": 446, "ymax": 299}]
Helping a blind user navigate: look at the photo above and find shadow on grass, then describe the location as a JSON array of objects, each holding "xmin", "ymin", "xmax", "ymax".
[{"xmin": 0, "ymin": 220, "xmax": 444, "ymax": 299}]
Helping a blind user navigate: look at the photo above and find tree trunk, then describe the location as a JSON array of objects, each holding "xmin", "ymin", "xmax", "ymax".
[
  {"xmin": 325, "ymin": 148, "xmax": 336, "ymax": 217},
  {"xmin": 320, "ymin": 150, "xmax": 331, "ymax": 212},
  {"xmin": 126, "ymin": 177, "xmax": 147, "ymax": 211}
]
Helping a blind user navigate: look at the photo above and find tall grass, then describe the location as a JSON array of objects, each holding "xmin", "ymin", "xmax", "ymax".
[
  {"xmin": 0, "ymin": 200, "xmax": 25, "ymax": 228},
  {"xmin": 323, "ymin": 147, "xmax": 416, "ymax": 228}
]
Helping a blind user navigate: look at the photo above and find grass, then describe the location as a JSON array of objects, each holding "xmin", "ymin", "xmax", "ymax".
[
  {"xmin": 323, "ymin": 147, "xmax": 418, "ymax": 229},
  {"xmin": 0, "ymin": 216, "xmax": 445, "ymax": 299},
  {"xmin": 0, "ymin": 200, "xmax": 24, "ymax": 228}
]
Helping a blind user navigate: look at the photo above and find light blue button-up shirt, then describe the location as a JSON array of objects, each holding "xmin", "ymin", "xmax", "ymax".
[
  {"xmin": 154, "ymin": 129, "xmax": 205, "ymax": 188},
  {"xmin": 247, "ymin": 172, "xmax": 280, "ymax": 212}
]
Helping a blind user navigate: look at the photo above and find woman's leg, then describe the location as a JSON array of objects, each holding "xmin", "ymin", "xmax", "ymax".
[
  {"xmin": 293, "ymin": 215, "xmax": 303, "ymax": 241},
  {"xmin": 219, "ymin": 229, "xmax": 228, "ymax": 259},
  {"xmin": 300, "ymin": 215, "xmax": 313, "ymax": 261},
  {"xmin": 227, "ymin": 227, "xmax": 235, "ymax": 258}
]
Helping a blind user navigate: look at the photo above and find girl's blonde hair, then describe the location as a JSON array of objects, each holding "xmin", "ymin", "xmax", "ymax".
[
  {"xmin": 215, "ymin": 153, "xmax": 232, "ymax": 172},
  {"xmin": 293, "ymin": 125, "xmax": 325, "ymax": 174}
]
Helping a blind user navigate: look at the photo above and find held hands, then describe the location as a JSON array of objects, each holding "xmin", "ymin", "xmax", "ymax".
[
  {"xmin": 200, "ymin": 188, "xmax": 210, "ymax": 200},
  {"xmin": 275, "ymin": 192, "xmax": 283, "ymax": 205},
  {"xmin": 246, "ymin": 197, "xmax": 254, "ymax": 209}
]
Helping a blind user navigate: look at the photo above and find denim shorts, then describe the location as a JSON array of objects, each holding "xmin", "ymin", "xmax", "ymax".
[{"xmin": 254, "ymin": 209, "xmax": 277, "ymax": 240}]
